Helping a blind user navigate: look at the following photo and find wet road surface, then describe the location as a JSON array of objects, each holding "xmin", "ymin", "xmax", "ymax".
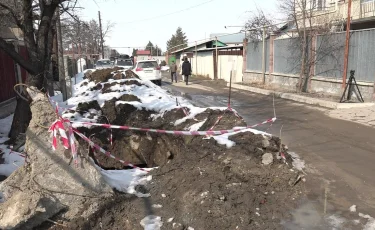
[{"xmin": 161, "ymin": 75, "xmax": 375, "ymax": 229}]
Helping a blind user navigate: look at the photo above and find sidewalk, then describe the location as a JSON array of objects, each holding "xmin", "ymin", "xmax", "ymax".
[
  {"xmin": 229, "ymin": 83, "xmax": 374, "ymax": 109},
  {"xmin": 328, "ymin": 105, "xmax": 375, "ymax": 127},
  {"xmin": 0, "ymin": 98, "xmax": 16, "ymax": 119}
]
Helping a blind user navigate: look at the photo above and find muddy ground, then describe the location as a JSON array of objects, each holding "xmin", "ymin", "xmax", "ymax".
[{"xmin": 37, "ymin": 69, "xmax": 305, "ymax": 229}]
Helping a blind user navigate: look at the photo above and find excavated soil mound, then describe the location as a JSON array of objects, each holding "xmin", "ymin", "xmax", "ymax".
[
  {"xmin": 38, "ymin": 68, "xmax": 305, "ymax": 229},
  {"xmin": 43, "ymin": 132, "xmax": 303, "ymax": 230}
]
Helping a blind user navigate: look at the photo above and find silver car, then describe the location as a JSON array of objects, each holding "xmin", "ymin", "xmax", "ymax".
[{"xmin": 95, "ymin": 59, "xmax": 113, "ymax": 69}]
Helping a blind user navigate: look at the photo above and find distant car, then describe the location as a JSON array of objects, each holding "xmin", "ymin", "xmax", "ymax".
[
  {"xmin": 135, "ymin": 60, "xmax": 162, "ymax": 86},
  {"xmin": 115, "ymin": 59, "xmax": 133, "ymax": 70},
  {"xmin": 95, "ymin": 59, "xmax": 113, "ymax": 69}
]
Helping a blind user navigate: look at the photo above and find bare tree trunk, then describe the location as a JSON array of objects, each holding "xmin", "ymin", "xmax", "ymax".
[{"xmin": 298, "ymin": 2, "xmax": 307, "ymax": 92}]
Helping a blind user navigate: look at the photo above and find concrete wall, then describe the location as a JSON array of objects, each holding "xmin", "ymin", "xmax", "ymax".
[
  {"xmin": 243, "ymin": 71, "xmax": 374, "ymax": 100},
  {"xmin": 218, "ymin": 55, "xmax": 243, "ymax": 82}
]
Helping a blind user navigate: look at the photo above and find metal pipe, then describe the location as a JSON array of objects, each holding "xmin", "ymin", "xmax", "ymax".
[{"xmin": 343, "ymin": 0, "xmax": 352, "ymax": 88}]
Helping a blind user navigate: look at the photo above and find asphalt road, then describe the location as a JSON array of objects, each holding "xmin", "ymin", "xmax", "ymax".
[{"xmin": 161, "ymin": 73, "xmax": 375, "ymax": 228}]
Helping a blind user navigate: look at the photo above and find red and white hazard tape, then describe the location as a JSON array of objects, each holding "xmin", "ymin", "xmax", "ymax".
[
  {"xmin": 49, "ymin": 119, "xmax": 78, "ymax": 164},
  {"xmin": 71, "ymin": 117, "xmax": 276, "ymax": 136}
]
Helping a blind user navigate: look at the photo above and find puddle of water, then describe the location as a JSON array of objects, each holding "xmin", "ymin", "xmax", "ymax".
[
  {"xmin": 282, "ymin": 199, "xmax": 367, "ymax": 230},
  {"xmin": 282, "ymin": 201, "xmax": 330, "ymax": 230}
]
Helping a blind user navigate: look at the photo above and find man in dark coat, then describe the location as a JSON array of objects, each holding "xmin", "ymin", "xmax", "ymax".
[{"xmin": 181, "ymin": 57, "xmax": 192, "ymax": 85}]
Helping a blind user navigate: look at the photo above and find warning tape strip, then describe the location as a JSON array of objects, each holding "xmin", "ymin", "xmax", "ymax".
[{"xmin": 71, "ymin": 117, "xmax": 276, "ymax": 136}]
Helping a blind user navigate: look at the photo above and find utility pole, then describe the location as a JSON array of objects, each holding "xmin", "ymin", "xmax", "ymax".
[
  {"xmin": 56, "ymin": 6, "xmax": 67, "ymax": 100},
  {"xmin": 215, "ymin": 36, "xmax": 218, "ymax": 80},
  {"xmin": 343, "ymin": 0, "xmax": 352, "ymax": 88},
  {"xmin": 195, "ymin": 42, "xmax": 198, "ymax": 75},
  {"xmin": 262, "ymin": 27, "xmax": 266, "ymax": 84},
  {"xmin": 98, "ymin": 11, "xmax": 104, "ymax": 59}
]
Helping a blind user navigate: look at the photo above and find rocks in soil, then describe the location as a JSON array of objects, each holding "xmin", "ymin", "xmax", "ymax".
[{"xmin": 262, "ymin": 152, "xmax": 274, "ymax": 165}]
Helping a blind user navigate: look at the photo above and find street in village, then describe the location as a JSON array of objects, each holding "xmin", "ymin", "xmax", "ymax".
[
  {"xmin": 2, "ymin": 0, "xmax": 375, "ymax": 229},
  {"xmin": 161, "ymin": 73, "xmax": 375, "ymax": 227}
]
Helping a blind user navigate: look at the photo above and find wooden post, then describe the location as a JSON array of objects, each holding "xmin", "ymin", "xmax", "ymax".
[{"xmin": 343, "ymin": 0, "xmax": 352, "ymax": 88}]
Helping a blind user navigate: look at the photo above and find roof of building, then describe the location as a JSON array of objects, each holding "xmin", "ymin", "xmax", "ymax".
[
  {"xmin": 171, "ymin": 39, "xmax": 227, "ymax": 54},
  {"xmin": 209, "ymin": 33, "xmax": 246, "ymax": 44},
  {"xmin": 137, "ymin": 50, "xmax": 151, "ymax": 55}
]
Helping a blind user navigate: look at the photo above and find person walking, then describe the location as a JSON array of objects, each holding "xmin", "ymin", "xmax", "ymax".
[
  {"xmin": 179, "ymin": 58, "xmax": 184, "ymax": 82},
  {"xmin": 182, "ymin": 57, "xmax": 192, "ymax": 85},
  {"xmin": 170, "ymin": 61, "xmax": 178, "ymax": 83}
]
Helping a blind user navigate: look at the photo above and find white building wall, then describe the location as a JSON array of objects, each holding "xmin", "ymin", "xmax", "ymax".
[
  {"xmin": 218, "ymin": 55, "xmax": 243, "ymax": 82},
  {"xmin": 191, "ymin": 51, "xmax": 214, "ymax": 79}
]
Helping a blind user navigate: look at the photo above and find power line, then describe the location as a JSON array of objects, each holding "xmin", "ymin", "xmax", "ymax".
[
  {"xmin": 92, "ymin": 0, "xmax": 100, "ymax": 8},
  {"xmin": 119, "ymin": 0, "xmax": 216, "ymax": 24}
]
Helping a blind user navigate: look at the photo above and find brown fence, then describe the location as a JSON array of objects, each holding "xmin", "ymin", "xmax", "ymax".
[{"xmin": 0, "ymin": 45, "xmax": 28, "ymax": 103}]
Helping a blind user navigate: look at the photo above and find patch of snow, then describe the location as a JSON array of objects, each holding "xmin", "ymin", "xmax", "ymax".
[
  {"xmin": 94, "ymin": 163, "xmax": 152, "ymax": 197},
  {"xmin": 327, "ymin": 214, "xmax": 346, "ymax": 229},
  {"xmin": 255, "ymin": 212, "xmax": 260, "ymax": 216},
  {"xmin": 167, "ymin": 217, "xmax": 174, "ymax": 223},
  {"xmin": 187, "ymin": 227, "xmax": 194, "ymax": 230},
  {"xmin": 200, "ymin": 191, "xmax": 209, "ymax": 197},
  {"xmin": 359, "ymin": 213, "xmax": 375, "ymax": 230},
  {"xmin": 212, "ymin": 128, "xmax": 271, "ymax": 149},
  {"xmin": 0, "ymin": 117, "xmax": 25, "ymax": 177},
  {"xmin": 174, "ymin": 107, "xmax": 206, "ymax": 126},
  {"xmin": 349, "ymin": 205, "xmax": 356, "ymax": 212},
  {"xmin": 0, "ymin": 114, "xmax": 13, "ymax": 135},
  {"xmin": 152, "ymin": 204, "xmax": 163, "ymax": 208},
  {"xmin": 140, "ymin": 215, "xmax": 163, "ymax": 230},
  {"xmin": 187, "ymin": 119, "xmax": 207, "ymax": 131},
  {"xmin": 288, "ymin": 152, "xmax": 305, "ymax": 171},
  {"xmin": 161, "ymin": 193, "xmax": 166, "ymax": 198}
]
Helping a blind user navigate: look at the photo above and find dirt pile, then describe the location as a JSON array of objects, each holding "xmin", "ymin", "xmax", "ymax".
[{"xmin": 32, "ymin": 68, "xmax": 306, "ymax": 229}]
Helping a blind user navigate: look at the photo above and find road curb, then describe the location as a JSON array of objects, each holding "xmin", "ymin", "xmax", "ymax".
[{"xmin": 228, "ymin": 83, "xmax": 375, "ymax": 109}]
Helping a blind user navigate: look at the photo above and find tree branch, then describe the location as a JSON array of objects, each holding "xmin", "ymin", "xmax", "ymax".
[
  {"xmin": 0, "ymin": 37, "xmax": 37, "ymax": 74},
  {"xmin": 0, "ymin": 2, "xmax": 23, "ymax": 29}
]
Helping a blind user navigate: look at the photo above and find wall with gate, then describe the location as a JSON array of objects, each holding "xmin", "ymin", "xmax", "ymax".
[
  {"xmin": 191, "ymin": 51, "xmax": 214, "ymax": 79},
  {"xmin": 218, "ymin": 53, "xmax": 243, "ymax": 82}
]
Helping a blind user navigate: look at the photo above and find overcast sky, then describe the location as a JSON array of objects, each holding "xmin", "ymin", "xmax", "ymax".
[{"xmin": 77, "ymin": 0, "xmax": 279, "ymax": 54}]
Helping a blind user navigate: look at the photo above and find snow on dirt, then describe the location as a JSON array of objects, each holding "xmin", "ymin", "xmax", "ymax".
[
  {"xmin": 94, "ymin": 162, "xmax": 153, "ymax": 197},
  {"xmin": 288, "ymin": 151, "xmax": 306, "ymax": 171},
  {"xmin": 359, "ymin": 213, "xmax": 375, "ymax": 230},
  {"xmin": 349, "ymin": 204, "xmax": 357, "ymax": 212},
  {"xmin": 140, "ymin": 215, "xmax": 163, "ymax": 230},
  {"xmin": 212, "ymin": 127, "xmax": 272, "ymax": 148},
  {"xmin": 38, "ymin": 68, "xmax": 306, "ymax": 229}
]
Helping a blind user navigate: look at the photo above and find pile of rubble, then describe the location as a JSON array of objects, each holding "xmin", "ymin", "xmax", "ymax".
[{"xmin": 0, "ymin": 68, "xmax": 306, "ymax": 229}]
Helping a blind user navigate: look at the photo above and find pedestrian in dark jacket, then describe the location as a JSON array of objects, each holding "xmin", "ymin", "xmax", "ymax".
[
  {"xmin": 170, "ymin": 61, "xmax": 177, "ymax": 83},
  {"xmin": 181, "ymin": 57, "xmax": 192, "ymax": 85}
]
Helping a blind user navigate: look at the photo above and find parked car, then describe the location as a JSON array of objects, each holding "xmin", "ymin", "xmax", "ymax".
[
  {"xmin": 94, "ymin": 59, "xmax": 113, "ymax": 69},
  {"xmin": 135, "ymin": 60, "xmax": 162, "ymax": 86},
  {"xmin": 115, "ymin": 59, "xmax": 133, "ymax": 70}
]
